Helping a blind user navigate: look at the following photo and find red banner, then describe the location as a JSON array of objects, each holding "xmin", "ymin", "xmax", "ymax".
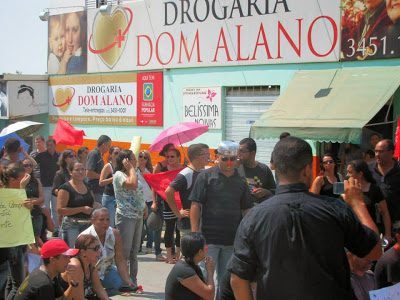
[
  {"xmin": 137, "ymin": 72, "xmax": 163, "ymax": 126},
  {"xmin": 394, "ymin": 118, "xmax": 400, "ymax": 159}
]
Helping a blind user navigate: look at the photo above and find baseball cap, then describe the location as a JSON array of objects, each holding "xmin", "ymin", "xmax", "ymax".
[
  {"xmin": 217, "ymin": 141, "xmax": 239, "ymax": 156},
  {"xmin": 41, "ymin": 239, "xmax": 79, "ymax": 259}
]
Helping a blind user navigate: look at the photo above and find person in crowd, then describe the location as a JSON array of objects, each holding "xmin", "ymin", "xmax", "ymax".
[
  {"xmin": 77, "ymin": 146, "xmax": 89, "ymax": 165},
  {"xmin": 227, "ymin": 137, "xmax": 382, "ymax": 299},
  {"xmin": 374, "ymin": 220, "xmax": 400, "ymax": 288},
  {"xmin": 52, "ymin": 149, "xmax": 76, "ymax": 197},
  {"xmin": 153, "ymin": 143, "xmax": 175, "ymax": 173},
  {"xmin": 165, "ymin": 232, "xmax": 215, "ymax": 300},
  {"xmin": 65, "ymin": 11, "xmax": 87, "ymax": 74},
  {"xmin": 86, "ymin": 135, "xmax": 111, "ymax": 204},
  {"xmin": 113, "ymin": 150, "xmax": 147, "ymax": 291},
  {"xmin": 136, "ymin": 149, "xmax": 161, "ymax": 257},
  {"xmin": 34, "ymin": 138, "xmax": 61, "ymax": 237},
  {"xmin": 166, "ymin": 144, "xmax": 210, "ymax": 236},
  {"xmin": 22, "ymin": 158, "xmax": 45, "ymax": 246},
  {"xmin": 57, "ymin": 161, "xmax": 98, "ymax": 248},
  {"xmin": 14, "ymin": 239, "xmax": 79, "ymax": 300},
  {"xmin": 29, "ymin": 135, "xmax": 46, "ymax": 179},
  {"xmin": 80, "ymin": 208, "xmax": 139, "ymax": 296},
  {"xmin": 347, "ymin": 250, "xmax": 376, "ymax": 300},
  {"xmin": 99, "ymin": 146, "xmax": 121, "ymax": 228},
  {"xmin": 369, "ymin": 139, "xmax": 400, "ymax": 225},
  {"xmin": 311, "ymin": 153, "xmax": 342, "ymax": 198},
  {"xmin": 0, "ymin": 164, "xmax": 32, "ymax": 300},
  {"xmin": 59, "ymin": 234, "xmax": 109, "ymax": 299},
  {"xmin": 160, "ymin": 148, "xmax": 184, "ymax": 264},
  {"xmin": 238, "ymin": 138, "xmax": 275, "ymax": 204},
  {"xmin": 340, "ymin": 143, "xmax": 364, "ymax": 176},
  {"xmin": 0, "ymin": 137, "xmax": 37, "ymax": 168},
  {"xmin": 190, "ymin": 141, "xmax": 253, "ymax": 299},
  {"xmin": 364, "ymin": 133, "xmax": 381, "ymax": 163},
  {"xmin": 346, "ymin": 159, "xmax": 392, "ymax": 242}
]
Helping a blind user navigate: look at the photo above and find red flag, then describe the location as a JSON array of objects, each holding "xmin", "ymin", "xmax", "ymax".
[
  {"xmin": 395, "ymin": 118, "xmax": 400, "ymax": 160},
  {"xmin": 53, "ymin": 119, "xmax": 85, "ymax": 146},
  {"xmin": 143, "ymin": 168, "xmax": 184, "ymax": 210}
]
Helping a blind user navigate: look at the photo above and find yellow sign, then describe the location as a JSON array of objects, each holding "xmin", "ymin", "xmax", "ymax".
[{"xmin": 0, "ymin": 189, "xmax": 34, "ymax": 247}]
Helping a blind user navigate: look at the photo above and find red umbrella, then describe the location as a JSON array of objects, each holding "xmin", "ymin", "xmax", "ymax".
[{"xmin": 149, "ymin": 122, "xmax": 209, "ymax": 152}]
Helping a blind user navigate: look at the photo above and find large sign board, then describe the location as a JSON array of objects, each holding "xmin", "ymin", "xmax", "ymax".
[{"xmin": 86, "ymin": 0, "xmax": 340, "ymax": 73}]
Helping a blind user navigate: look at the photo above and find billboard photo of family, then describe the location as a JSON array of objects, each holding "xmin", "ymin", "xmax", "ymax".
[
  {"xmin": 47, "ymin": 11, "xmax": 87, "ymax": 74},
  {"xmin": 341, "ymin": 0, "xmax": 400, "ymax": 61}
]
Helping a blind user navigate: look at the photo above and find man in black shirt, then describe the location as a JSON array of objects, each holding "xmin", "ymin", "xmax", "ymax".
[
  {"xmin": 15, "ymin": 239, "xmax": 79, "ymax": 300},
  {"xmin": 228, "ymin": 137, "xmax": 382, "ymax": 300},
  {"xmin": 86, "ymin": 135, "xmax": 111, "ymax": 204},
  {"xmin": 166, "ymin": 143, "xmax": 210, "ymax": 234},
  {"xmin": 238, "ymin": 138, "xmax": 275, "ymax": 204},
  {"xmin": 189, "ymin": 141, "xmax": 253, "ymax": 299},
  {"xmin": 34, "ymin": 138, "xmax": 60, "ymax": 236},
  {"xmin": 368, "ymin": 139, "xmax": 400, "ymax": 224}
]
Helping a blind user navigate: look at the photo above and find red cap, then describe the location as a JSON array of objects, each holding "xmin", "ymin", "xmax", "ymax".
[{"xmin": 41, "ymin": 239, "xmax": 79, "ymax": 259}]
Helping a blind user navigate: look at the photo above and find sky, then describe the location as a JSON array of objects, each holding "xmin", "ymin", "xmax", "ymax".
[{"xmin": 0, "ymin": 0, "xmax": 50, "ymax": 75}]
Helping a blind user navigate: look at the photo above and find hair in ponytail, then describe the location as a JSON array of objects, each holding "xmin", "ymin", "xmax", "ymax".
[
  {"xmin": 0, "ymin": 163, "xmax": 25, "ymax": 187},
  {"xmin": 181, "ymin": 232, "xmax": 206, "ymax": 282}
]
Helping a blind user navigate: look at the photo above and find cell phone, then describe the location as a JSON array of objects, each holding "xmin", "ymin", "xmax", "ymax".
[{"xmin": 333, "ymin": 182, "xmax": 344, "ymax": 195}]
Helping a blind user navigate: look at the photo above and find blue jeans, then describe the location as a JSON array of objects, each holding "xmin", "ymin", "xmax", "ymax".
[
  {"xmin": 199, "ymin": 244, "xmax": 234, "ymax": 300},
  {"xmin": 102, "ymin": 194, "xmax": 116, "ymax": 228},
  {"xmin": 116, "ymin": 213, "xmax": 143, "ymax": 285},
  {"xmin": 145, "ymin": 202, "xmax": 162, "ymax": 255},
  {"xmin": 61, "ymin": 216, "xmax": 91, "ymax": 248},
  {"xmin": 100, "ymin": 265, "xmax": 124, "ymax": 296}
]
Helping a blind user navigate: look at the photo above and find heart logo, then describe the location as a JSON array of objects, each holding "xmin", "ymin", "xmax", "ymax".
[
  {"xmin": 52, "ymin": 87, "xmax": 75, "ymax": 113},
  {"xmin": 90, "ymin": 7, "xmax": 132, "ymax": 69}
]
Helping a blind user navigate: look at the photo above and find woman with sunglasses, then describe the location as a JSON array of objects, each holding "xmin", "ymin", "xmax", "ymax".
[
  {"xmin": 311, "ymin": 153, "xmax": 343, "ymax": 198},
  {"xmin": 113, "ymin": 150, "xmax": 147, "ymax": 292},
  {"xmin": 57, "ymin": 161, "xmax": 98, "ymax": 247},
  {"xmin": 22, "ymin": 157, "xmax": 45, "ymax": 246},
  {"xmin": 99, "ymin": 146, "xmax": 121, "ymax": 228},
  {"xmin": 59, "ymin": 234, "xmax": 110, "ymax": 300},
  {"xmin": 165, "ymin": 232, "xmax": 215, "ymax": 300},
  {"xmin": 53, "ymin": 149, "xmax": 77, "ymax": 197},
  {"xmin": 346, "ymin": 159, "xmax": 392, "ymax": 243},
  {"xmin": 162, "ymin": 148, "xmax": 184, "ymax": 264}
]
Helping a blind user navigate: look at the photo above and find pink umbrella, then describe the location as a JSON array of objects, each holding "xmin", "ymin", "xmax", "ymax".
[{"xmin": 149, "ymin": 122, "xmax": 209, "ymax": 152}]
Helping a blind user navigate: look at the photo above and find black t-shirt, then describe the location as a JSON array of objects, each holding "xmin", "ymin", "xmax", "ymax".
[
  {"xmin": 241, "ymin": 162, "xmax": 276, "ymax": 203},
  {"xmin": 165, "ymin": 260, "xmax": 202, "ymax": 300},
  {"xmin": 374, "ymin": 247, "xmax": 400, "ymax": 288},
  {"xmin": 363, "ymin": 184, "xmax": 384, "ymax": 223},
  {"xmin": 14, "ymin": 267, "xmax": 64, "ymax": 300},
  {"xmin": 227, "ymin": 183, "xmax": 379, "ymax": 299},
  {"xmin": 34, "ymin": 151, "xmax": 60, "ymax": 187},
  {"xmin": 52, "ymin": 167, "xmax": 71, "ymax": 196},
  {"xmin": 86, "ymin": 147, "xmax": 104, "ymax": 194},
  {"xmin": 170, "ymin": 167, "xmax": 200, "ymax": 230},
  {"xmin": 189, "ymin": 166, "xmax": 253, "ymax": 245},
  {"xmin": 25, "ymin": 176, "xmax": 41, "ymax": 217},
  {"xmin": 59, "ymin": 181, "xmax": 94, "ymax": 219}
]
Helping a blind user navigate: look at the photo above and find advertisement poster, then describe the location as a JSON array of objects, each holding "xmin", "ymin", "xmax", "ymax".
[
  {"xmin": 341, "ymin": 0, "xmax": 400, "ymax": 60},
  {"xmin": 87, "ymin": 0, "xmax": 340, "ymax": 73},
  {"xmin": 8, "ymin": 81, "xmax": 49, "ymax": 119},
  {"xmin": 47, "ymin": 10, "xmax": 87, "ymax": 75},
  {"xmin": 183, "ymin": 87, "xmax": 222, "ymax": 129},
  {"xmin": 136, "ymin": 72, "xmax": 163, "ymax": 126}
]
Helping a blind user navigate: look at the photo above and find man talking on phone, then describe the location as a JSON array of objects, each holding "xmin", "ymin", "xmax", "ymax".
[{"xmin": 228, "ymin": 137, "xmax": 383, "ymax": 299}]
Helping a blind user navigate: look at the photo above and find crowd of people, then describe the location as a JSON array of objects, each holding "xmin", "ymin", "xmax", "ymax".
[{"xmin": 0, "ymin": 131, "xmax": 399, "ymax": 299}]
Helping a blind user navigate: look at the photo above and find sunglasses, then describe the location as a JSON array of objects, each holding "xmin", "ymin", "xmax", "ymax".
[
  {"xmin": 220, "ymin": 156, "xmax": 238, "ymax": 162},
  {"xmin": 69, "ymin": 154, "xmax": 77, "ymax": 158},
  {"xmin": 23, "ymin": 164, "xmax": 33, "ymax": 168},
  {"xmin": 139, "ymin": 155, "xmax": 148, "ymax": 160},
  {"xmin": 166, "ymin": 155, "xmax": 176, "ymax": 159},
  {"xmin": 88, "ymin": 245, "xmax": 101, "ymax": 251},
  {"xmin": 322, "ymin": 160, "xmax": 334, "ymax": 165},
  {"xmin": 113, "ymin": 152, "xmax": 120, "ymax": 155}
]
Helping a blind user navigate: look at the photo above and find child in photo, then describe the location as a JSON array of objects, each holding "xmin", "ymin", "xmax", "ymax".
[{"xmin": 47, "ymin": 15, "xmax": 71, "ymax": 74}]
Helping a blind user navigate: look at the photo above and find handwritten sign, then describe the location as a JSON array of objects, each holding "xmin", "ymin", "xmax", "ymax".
[
  {"xmin": 0, "ymin": 189, "xmax": 34, "ymax": 247},
  {"xmin": 369, "ymin": 283, "xmax": 400, "ymax": 299}
]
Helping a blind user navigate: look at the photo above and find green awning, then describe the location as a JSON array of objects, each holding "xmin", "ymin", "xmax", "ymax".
[{"xmin": 250, "ymin": 67, "xmax": 400, "ymax": 144}]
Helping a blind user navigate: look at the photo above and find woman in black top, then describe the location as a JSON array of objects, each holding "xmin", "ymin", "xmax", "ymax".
[
  {"xmin": 60, "ymin": 234, "xmax": 109, "ymax": 300},
  {"xmin": 345, "ymin": 159, "xmax": 392, "ymax": 242},
  {"xmin": 311, "ymin": 153, "xmax": 342, "ymax": 198},
  {"xmin": 165, "ymin": 232, "xmax": 215, "ymax": 300},
  {"xmin": 57, "ymin": 161, "xmax": 99, "ymax": 247},
  {"xmin": 52, "ymin": 149, "xmax": 77, "ymax": 197},
  {"xmin": 22, "ymin": 158, "xmax": 44, "ymax": 245}
]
